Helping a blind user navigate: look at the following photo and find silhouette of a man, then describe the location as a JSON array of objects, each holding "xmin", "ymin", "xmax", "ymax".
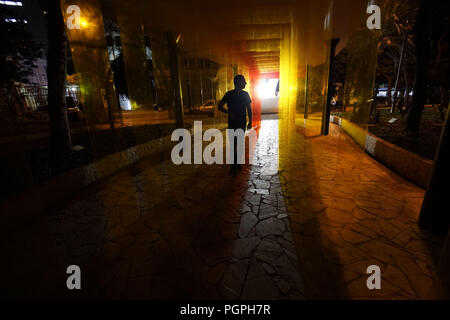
[{"xmin": 218, "ymin": 74, "xmax": 253, "ymax": 175}]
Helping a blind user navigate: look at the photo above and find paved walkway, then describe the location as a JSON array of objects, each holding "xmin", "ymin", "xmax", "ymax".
[
  {"xmin": 1, "ymin": 115, "xmax": 447, "ymax": 299},
  {"xmin": 281, "ymin": 118, "xmax": 446, "ymax": 299}
]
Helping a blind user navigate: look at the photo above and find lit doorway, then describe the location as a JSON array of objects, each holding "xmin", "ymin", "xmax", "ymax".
[{"xmin": 257, "ymin": 78, "xmax": 279, "ymax": 114}]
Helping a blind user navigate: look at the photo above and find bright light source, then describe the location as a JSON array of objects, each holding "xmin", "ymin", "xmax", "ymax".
[
  {"xmin": 0, "ymin": 1, "xmax": 23, "ymax": 6},
  {"xmin": 257, "ymin": 79, "xmax": 279, "ymax": 99},
  {"xmin": 4, "ymin": 18, "xmax": 25, "ymax": 23},
  {"xmin": 80, "ymin": 20, "xmax": 88, "ymax": 27}
]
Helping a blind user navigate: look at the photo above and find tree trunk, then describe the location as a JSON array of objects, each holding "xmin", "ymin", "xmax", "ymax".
[
  {"xmin": 391, "ymin": 32, "xmax": 407, "ymax": 113},
  {"xmin": 167, "ymin": 32, "xmax": 184, "ymax": 129},
  {"xmin": 387, "ymin": 77, "xmax": 392, "ymax": 107},
  {"xmin": 47, "ymin": 0, "xmax": 72, "ymax": 155},
  {"xmin": 439, "ymin": 84, "xmax": 449, "ymax": 120},
  {"xmin": 406, "ymin": 0, "xmax": 429, "ymax": 134},
  {"xmin": 403, "ymin": 66, "xmax": 409, "ymax": 113},
  {"xmin": 370, "ymin": 82, "xmax": 380, "ymax": 119}
]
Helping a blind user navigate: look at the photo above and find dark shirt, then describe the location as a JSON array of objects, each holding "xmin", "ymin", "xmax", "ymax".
[{"xmin": 220, "ymin": 89, "xmax": 252, "ymax": 129}]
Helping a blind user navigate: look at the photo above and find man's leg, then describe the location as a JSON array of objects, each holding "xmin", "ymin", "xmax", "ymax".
[
  {"xmin": 236, "ymin": 134, "xmax": 243, "ymax": 171},
  {"xmin": 235, "ymin": 125, "xmax": 246, "ymax": 172},
  {"xmin": 227, "ymin": 126, "xmax": 237, "ymax": 175},
  {"xmin": 229, "ymin": 125, "xmax": 245, "ymax": 175},
  {"xmin": 228, "ymin": 135, "xmax": 237, "ymax": 175},
  {"xmin": 233, "ymin": 135, "xmax": 238, "ymax": 167}
]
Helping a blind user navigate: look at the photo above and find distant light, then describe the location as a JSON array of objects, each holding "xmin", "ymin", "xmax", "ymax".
[
  {"xmin": 0, "ymin": 1, "xmax": 23, "ymax": 6},
  {"xmin": 176, "ymin": 33, "xmax": 182, "ymax": 43},
  {"xmin": 80, "ymin": 20, "xmax": 88, "ymax": 27},
  {"xmin": 4, "ymin": 18, "xmax": 27, "ymax": 23}
]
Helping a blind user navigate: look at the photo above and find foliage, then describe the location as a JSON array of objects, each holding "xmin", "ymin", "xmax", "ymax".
[{"xmin": 376, "ymin": 0, "xmax": 418, "ymax": 96}]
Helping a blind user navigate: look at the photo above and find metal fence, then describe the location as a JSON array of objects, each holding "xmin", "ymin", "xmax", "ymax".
[
  {"xmin": 15, "ymin": 84, "xmax": 82, "ymax": 112},
  {"xmin": 15, "ymin": 85, "xmax": 47, "ymax": 112}
]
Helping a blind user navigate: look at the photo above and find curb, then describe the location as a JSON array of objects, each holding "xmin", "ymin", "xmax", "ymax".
[
  {"xmin": 0, "ymin": 122, "xmax": 227, "ymax": 236},
  {"xmin": 330, "ymin": 115, "xmax": 433, "ymax": 189}
]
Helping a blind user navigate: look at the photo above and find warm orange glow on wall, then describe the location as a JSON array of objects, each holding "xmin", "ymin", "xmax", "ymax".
[{"xmin": 61, "ymin": 0, "xmax": 335, "ymax": 161}]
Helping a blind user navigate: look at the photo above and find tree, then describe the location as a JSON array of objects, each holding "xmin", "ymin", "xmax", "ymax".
[
  {"xmin": 111, "ymin": 52, "xmax": 129, "ymax": 99},
  {"xmin": 406, "ymin": 0, "xmax": 450, "ymax": 133},
  {"xmin": 333, "ymin": 48, "xmax": 347, "ymax": 85},
  {"xmin": 427, "ymin": 21, "xmax": 450, "ymax": 120},
  {"xmin": 405, "ymin": 0, "xmax": 429, "ymax": 133},
  {"xmin": 42, "ymin": 0, "xmax": 72, "ymax": 154},
  {"xmin": 377, "ymin": 0, "xmax": 417, "ymax": 112}
]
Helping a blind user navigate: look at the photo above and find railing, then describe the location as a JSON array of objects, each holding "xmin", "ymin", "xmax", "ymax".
[{"xmin": 14, "ymin": 84, "xmax": 82, "ymax": 112}]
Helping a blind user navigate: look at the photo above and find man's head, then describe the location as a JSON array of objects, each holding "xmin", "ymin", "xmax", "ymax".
[{"xmin": 234, "ymin": 75, "xmax": 247, "ymax": 90}]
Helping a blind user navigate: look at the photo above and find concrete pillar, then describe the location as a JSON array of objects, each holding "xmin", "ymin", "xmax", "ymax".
[
  {"xmin": 322, "ymin": 38, "xmax": 339, "ymax": 136},
  {"xmin": 167, "ymin": 32, "xmax": 185, "ymax": 129},
  {"xmin": 419, "ymin": 107, "xmax": 450, "ymax": 233},
  {"xmin": 304, "ymin": 64, "xmax": 309, "ymax": 119},
  {"xmin": 438, "ymin": 228, "xmax": 450, "ymax": 289}
]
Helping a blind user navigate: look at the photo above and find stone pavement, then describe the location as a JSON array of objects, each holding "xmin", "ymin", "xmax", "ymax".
[
  {"xmin": 0, "ymin": 115, "xmax": 447, "ymax": 299},
  {"xmin": 280, "ymin": 119, "xmax": 447, "ymax": 299}
]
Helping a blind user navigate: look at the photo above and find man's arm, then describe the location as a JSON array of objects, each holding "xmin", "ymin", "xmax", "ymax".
[
  {"xmin": 246, "ymin": 103, "xmax": 253, "ymax": 130},
  {"xmin": 217, "ymin": 98, "xmax": 228, "ymax": 114},
  {"xmin": 218, "ymin": 94, "xmax": 236, "ymax": 120}
]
